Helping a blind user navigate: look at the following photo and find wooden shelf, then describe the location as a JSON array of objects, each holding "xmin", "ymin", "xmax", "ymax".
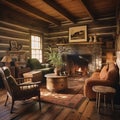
[{"xmin": 57, "ymin": 42, "xmax": 102, "ymax": 46}]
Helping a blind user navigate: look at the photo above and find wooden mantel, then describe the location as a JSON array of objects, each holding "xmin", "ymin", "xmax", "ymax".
[{"xmin": 56, "ymin": 42, "xmax": 102, "ymax": 46}]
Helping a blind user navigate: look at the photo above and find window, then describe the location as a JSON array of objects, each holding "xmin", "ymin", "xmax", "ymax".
[{"xmin": 31, "ymin": 35, "xmax": 42, "ymax": 62}]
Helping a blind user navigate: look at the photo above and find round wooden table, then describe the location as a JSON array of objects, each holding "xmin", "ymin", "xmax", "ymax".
[
  {"xmin": 45, "ymin": 73, "xmax": 68, "ymax": 92},
  {"xmin": 92, "ymin": 85, "xmax": 116, "ymax": 113}
]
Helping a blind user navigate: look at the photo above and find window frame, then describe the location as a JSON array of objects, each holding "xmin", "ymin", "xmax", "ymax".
[{"xmin": 31, "ymin": 34, "xmax": 43, "ymax": 63}]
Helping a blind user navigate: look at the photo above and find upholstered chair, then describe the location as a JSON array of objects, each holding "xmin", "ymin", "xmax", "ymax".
[
  {"xmin": 84, "ymin": 63, "xmax": 119, "ymax": 100},
  {"xmin": 2, "ymin": 66, "xmax": 41, "ymax": 113}
]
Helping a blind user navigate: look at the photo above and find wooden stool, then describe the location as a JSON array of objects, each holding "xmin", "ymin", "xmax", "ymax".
[{"xmin": 92, "ymin": 85, "xmax": 116, "ymax": 113}]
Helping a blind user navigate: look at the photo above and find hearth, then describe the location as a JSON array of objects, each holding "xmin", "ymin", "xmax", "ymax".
[{"xmin": 62, "ymin": 54, "xmax": 91, "ymax": 76}]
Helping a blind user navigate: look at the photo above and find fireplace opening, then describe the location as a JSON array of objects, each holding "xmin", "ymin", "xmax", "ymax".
[{"xmin": 62, "ymin": 54, "xmax": 92, "ymax": 76}]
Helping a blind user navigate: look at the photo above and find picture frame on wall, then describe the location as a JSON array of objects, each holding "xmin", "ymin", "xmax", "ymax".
[
  {"xmin": 10, "ymin": 40, "xmax": 17, "ymax": 50},
  {"xmin": 69, "ymin": 26, "xmax": 87, "ymax": 42}
]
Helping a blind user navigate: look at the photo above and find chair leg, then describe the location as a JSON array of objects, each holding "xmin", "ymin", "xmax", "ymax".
[
  {"xmin": 38, "ymin": 94, "xmax": 41, "ymax": 111},
  {"xmin": 111, "ymin": 94, "xmax": 114, "ymax": 111},
  {"xmin": 10, "ymin": 100, "xmax": 14, "ymax": 113},
  {"xmin": 4, "ymin": 95, "xmax": 8, "ymax": 106}
]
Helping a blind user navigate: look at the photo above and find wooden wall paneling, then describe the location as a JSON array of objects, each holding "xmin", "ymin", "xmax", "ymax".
[
  {"xmin": 116, "ymin": 0, "xmax": 120, "ymax": 51},
  {"xmin": 0, "ymin": 36, "xmax": 29, "ymax": 46},
  {"xmin": 88, "ymin": 27, "xmax": 116, "ymax": 34},
  {"xmin": 46, "ymin": 17, "xmax": 116, "ymax": 40},
  {"xmin": 0, "ymin": 1, "xmax": 117, "ymax": 64},
  {"xmin": 0, "ymin": 30, "xmax": 29, "ymax": 39},
  {"xmin": 0, "ymin": 44, "xmax": 9, "ymax": 51},
  {"xmin": 0, "ymin": 6, "xmax": 47, "ymax": 60},
  {"xmin": 0, "ymin": 3, "xmax": 48, "ymax": 33},
  {"xmin": 0, "ymin": 21, "xmax": 30, "ymax": 59},
  {"xmin": 48, "ymin": 17, "xmax": 116, "ymax": 31},
  {"xmin": 0, "ymin": 21, "xmax": 29, "ymax": 33},
  {"xmin": 0, "ymin": 39, "xmax": 10, "ymax": 44}
]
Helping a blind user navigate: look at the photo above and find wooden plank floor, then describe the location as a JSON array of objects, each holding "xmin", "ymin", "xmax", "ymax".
[{"xmin": 0, "ymin": 89, "xmax": 120, "ymax": 120}]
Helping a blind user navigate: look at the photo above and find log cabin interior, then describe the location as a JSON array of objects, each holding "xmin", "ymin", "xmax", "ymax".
[{"xmin": 0, "ymin": 0, "xmax": 120, "ymax": 120}]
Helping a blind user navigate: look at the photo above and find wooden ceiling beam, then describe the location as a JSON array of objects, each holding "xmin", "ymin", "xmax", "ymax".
[
  {"xmin": 116, "ymin": 0, "xmax": 120, "ymax": 19},
  {"xmin": 43, "ymin": 0, "xmax": 76, "ymax": 23},
  {"xmin": 1, "ymin": 0, "xmax": 61, "ymax": 26},
  {"xmin": 80, "ymin": 0, "xmax": 95, "ymax": 21}
]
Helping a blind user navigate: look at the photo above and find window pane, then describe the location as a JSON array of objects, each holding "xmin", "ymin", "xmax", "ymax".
[{"xmin": 31, "ymin": 35, "xmax": 42, "ymax": 62}]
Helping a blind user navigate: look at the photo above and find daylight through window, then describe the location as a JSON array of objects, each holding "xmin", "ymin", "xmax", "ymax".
[{"xmin": 31, "ymin": 35, "xmax": 42, "ymax": 62}]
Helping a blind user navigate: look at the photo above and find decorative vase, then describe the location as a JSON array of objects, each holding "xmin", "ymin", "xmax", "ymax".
[{"xmin": 54, "ymin": 67, "xmax": 61, "ymax": 75}]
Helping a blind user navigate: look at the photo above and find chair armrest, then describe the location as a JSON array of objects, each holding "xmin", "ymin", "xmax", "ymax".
[
  {"xmin": 33, "ymin": 81, "xmax": 41, "ymax": 85},
  {"xmin": 85, "ymin": 79, "xmax": 114, "ymax": 87},
  {"xmin": 16, "ymin": 77, "xmax": 34, "ymax": 84},
  {"xmin": 19, "ymin": 81, "xmax": 41, "ymax": 90},
  {"xmin": 19, "ymin": 81, "xmax": 41, "ymax": 86},
  {"xmin": 84, "ymin": 79, "xmax": 114, "ymax": 99}
]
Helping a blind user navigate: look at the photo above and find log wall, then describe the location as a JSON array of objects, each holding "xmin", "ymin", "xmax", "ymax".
[
  {"xmin": 0, "ymin": 3, "xmax": 117, "ymax": 64},
  {"xmin": 0, "ymin": 4, "xmax": 48, "ymax": 60},
  {"xmin": 45, "ymin": 17, "xmax": 116, "ymax": 45},
  {"xmin": 44, "ymin": 17, "xmax": 117, "ymax": 63}
]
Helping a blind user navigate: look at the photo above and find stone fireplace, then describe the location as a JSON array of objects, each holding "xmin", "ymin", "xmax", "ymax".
[
  {"xmin": 62, "ymin": 54, "xmax": 91, "ymax": 76},
  {"xmin": 58, "ymin": 43, "xmax": 102, "ymax": 76}
]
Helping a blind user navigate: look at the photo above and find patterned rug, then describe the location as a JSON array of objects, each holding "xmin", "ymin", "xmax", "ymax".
[{"xmin": 41, "ymin": 77, "xmax": 87, "ymax": 109}]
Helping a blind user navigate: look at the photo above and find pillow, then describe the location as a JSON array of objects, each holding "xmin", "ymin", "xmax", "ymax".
[
  {"xmin": 99, "ymin": 65, "xmax": 108, "ymax": 80},
  {"xmin": 91, "ymin": 72, "xmax": 100, "ymax": 79},
  {"xmin": 27, "ymin": 58, "xmax": 41, "ymax": 70}
]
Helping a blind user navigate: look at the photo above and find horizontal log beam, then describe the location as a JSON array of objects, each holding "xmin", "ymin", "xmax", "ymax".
[
  {"xmin": 80, "ymin": 0, "xmax": 95, "ymax": 21},
  {"xmin": 1, "ymin": 0, "xmax": 61, "ymax": 26},
  {"xmin": 43, "ymin": 0, "xmax": 76, "ymax": 23}
]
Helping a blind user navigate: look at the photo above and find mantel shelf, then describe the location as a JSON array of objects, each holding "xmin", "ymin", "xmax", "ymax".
[{"xmin": 56, "ymin": 42, "xmax": 102, "ymax": 46}]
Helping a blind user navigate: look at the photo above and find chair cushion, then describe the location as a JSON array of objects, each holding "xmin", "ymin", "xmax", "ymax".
[
  {"xmin": 99, "ymin": 65, "xmax": 108, "ymax": 80},
  {"xmin": 0, "ymin": 67, "xmax": 5, "ymax": 88},
  {"xmin": 7, "ymin": 75, "xmax": 20, "ymax": 91},
  {"xmin": 2, "ymin": 67, "xmax": 11, "ymax": 77}
]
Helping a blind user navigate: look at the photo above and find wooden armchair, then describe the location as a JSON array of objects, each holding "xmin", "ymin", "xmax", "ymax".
[{"xmin": 2, "ymin": 66, "xmax": 41, "ymax": 113}]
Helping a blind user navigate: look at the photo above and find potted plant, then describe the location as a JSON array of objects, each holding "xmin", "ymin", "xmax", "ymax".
[{"xmin": 46, "ymin": 46, "xmax": 63, "ymax": 75}]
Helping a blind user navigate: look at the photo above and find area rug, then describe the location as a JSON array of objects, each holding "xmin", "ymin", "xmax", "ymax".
[{"xmin": 41, "ymin": 77, "xmax": 87, "ymax": 109}]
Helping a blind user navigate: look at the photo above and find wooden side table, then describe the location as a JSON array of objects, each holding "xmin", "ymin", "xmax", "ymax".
[
  {"xmin": 45, "ymin": 73, "xmax": 68, "ymax": 92},
  {"xmin": 23, "ymin": 70, "xmax": 42, "ymax": 82},
  {"xmin": 92, "ymin": 85, "xmax": 116, "ymax": 113}
]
